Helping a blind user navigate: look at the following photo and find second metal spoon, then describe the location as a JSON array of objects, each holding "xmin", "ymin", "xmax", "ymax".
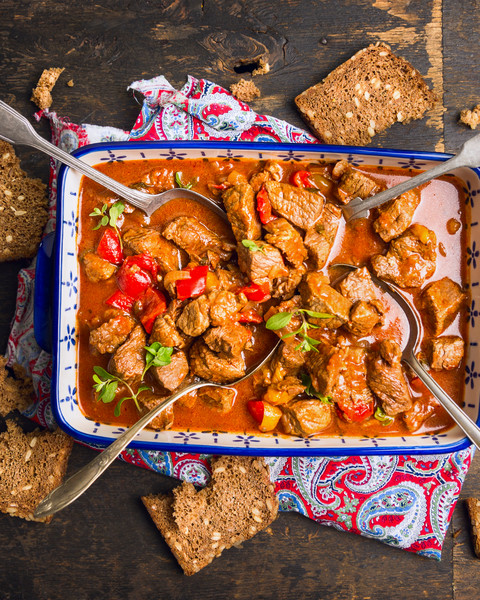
[{"xmin": 0, "ymin": 100, "xmax": 228, "ymax": 220}]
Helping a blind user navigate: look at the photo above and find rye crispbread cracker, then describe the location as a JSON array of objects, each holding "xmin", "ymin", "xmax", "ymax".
[
  {"xmin": 230, "ymin": 79, "xmax": 261, "ymax": 102},
  {"xmin": 0, "ymin": 356, "xmax": 34, "ymax": 417},
  {"xmin": 295, "ymin": 42, "xmax": 436, "ymax": 145},
  {"xmin": 31, "ymin": 67, "xmax": 65, "ymax": 109},
  {"xmin": 0, "ymin": 140, "xmax": 48, "ymax": 261},
  {"xmin": 466, "ymin": 497, "xmax": 480, "ymax": 557},
  {"xmin": 142, "ymin": 455, "xmax": 278, "ymax": 575},
  {"xmin": 0, "ymin": 420, "xmax": 73, "ymax": 522}
]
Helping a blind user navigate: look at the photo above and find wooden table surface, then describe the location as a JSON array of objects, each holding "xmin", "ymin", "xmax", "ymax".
[{"xmin": 1, "ymin": 1, "xmax": 480, "ymax": 598}]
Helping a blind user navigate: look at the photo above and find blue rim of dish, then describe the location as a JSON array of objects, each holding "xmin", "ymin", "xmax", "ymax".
[{"xmin": 51, "ymin": 139, "xmax": 477, "ymax": 456}]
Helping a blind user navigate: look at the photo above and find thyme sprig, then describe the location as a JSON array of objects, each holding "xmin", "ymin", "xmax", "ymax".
[{"xmin": 265, "ymin": 308, "xmax": 332, "ymax": 353}]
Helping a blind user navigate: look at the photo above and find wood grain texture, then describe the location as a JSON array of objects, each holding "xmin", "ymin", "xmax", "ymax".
[{"xmin": 0, "ymin": 0, "xmax": 479, "ymax": 598}]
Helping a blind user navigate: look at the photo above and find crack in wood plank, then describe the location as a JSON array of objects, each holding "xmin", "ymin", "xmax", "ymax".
[{"xmin": 425, "ymin": 0, "xmax": 445, "ymax": 151}]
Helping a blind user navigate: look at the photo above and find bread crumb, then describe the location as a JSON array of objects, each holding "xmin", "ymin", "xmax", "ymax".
[
  {"xmin": 252, "ymin": 58, "xmax": 270, "ymax": 76},
  {"xmin": 460, "ymin": 104, "xmax": 480, "ymax": 129},
  {"xmin": 230, "ymin": 79, "xmax": 261, "ymax": 102},
  {"xmin": 31, "ymin": 67, "xmax": 65, "ymax": 109},
  {"xmin": 66, "ymin": 79, "xmax": 74, "ymax": 87}
]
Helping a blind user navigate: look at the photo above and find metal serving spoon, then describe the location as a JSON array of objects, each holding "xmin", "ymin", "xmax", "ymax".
[
  {"xmin": 342, "ymin": 131, "xmax": 480, "ymax": 222},
  {"xmin": 334, "ymin": 263, "xmax": 480, "ymax": 450},
  {"xmin": 33, "ymin": 340, "xmax": 280, "ymax": 520},
  {"xmin": 0, "ymin": 100, "xmax": 228, "ymax": 220}
]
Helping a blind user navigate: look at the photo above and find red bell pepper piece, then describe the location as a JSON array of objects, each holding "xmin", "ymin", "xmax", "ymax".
[
  {"xmin": 238, "ymin": 281, "xmax": 270, "ymax": 302},
  {"xmin": 211, "ymin": 182, "xmax": 229, "ymax": 190},
  {"xmin": 336, "ymin": 398, "xmax": 374, "ymax": 423},
  {"xmin": 247, "ymin": 400, "xmax": 265, "ymax": 423},
  {"xmin": 127, "ymin": 254, "xmax": 158, "ymax": 279},
  {"xmin": 97, "ymin": 228, "xmax": 123, "ymax": 265},
  {"xmin": 256, "ymin": 185, "xmax": 276, "ymax": 224},
  {"xmin": 247, "ymin": 400, "xmax": 282, "ymax": 432},
  {"xmin": 116, "ymin": 256, "xmax": 153, "ymax": 299},
  {"xmin": 138, "ymin": 287, "xmax": 167, "ymax": 334},
  {"xmin": 236, "ymin": 309, "xmax": 263, "ymax": 324},
  {"xmin": 176, "ymin": 265, "xmax": 209, "ymax": 300},
  {"xmin": 105, "ymin": 290, "xmax": 134, "ymax": 312},
  {"xmin": 290, "ymin": 170, "xmax": 313, "ymax": 188}
]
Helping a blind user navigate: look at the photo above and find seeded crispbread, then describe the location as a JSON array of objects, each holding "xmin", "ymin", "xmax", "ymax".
[
  {"xmin": 466, "ymin": 497, "xmax": 480, "ymax": 557},
  {"xmin": 0, "ymin": 140, "xmax": 48, "ymax": 261},
  {"xmin": 31, "ymin": 67, "xmax": 64, "ymax": 110},
  {"xmin": 230, "ymin": 79, "xmax": 261, "ymax": 102},
  {"xmin": 0, "ymin": 356, "xmax": 34, "ymax": 417},
  {"xmin": 295, "ymin": 42, "xmax": 436, "ymax": 146},
  {"xmin": 0, "ymin": 420, "xmax": 73, "ymax": 522},
  {"xmin": 142, "ymin": 455, "xmax": 278, "ymax": 575}
]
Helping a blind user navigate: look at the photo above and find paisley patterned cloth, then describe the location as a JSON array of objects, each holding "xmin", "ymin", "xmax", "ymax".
[{"xmin": 6, "ymin": 75, "xmax": 473, "ymax": 560}]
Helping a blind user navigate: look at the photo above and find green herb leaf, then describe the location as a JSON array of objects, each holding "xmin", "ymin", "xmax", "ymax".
[
  {"xmin": 266, "ymin": 312, "xmax": 293, "ymax": 331},
  {"xmin": 101, "ymin": 381, "xmax": 118, "ymax": 404},
  {"xmin": 114, "ymin": 397, "xmax": 127, "ymax": 417},
  {"xmin": 175, "ymin": 172, "xmax": 193, "ymax": 189},
  {"xmin": 109, "ymin": 201, "xmax": 125, "ymax": 227},
  {"xmin": 142, "ymin": 342, "xmax": 173, "ymax": 378},
  {"xmin": 374, "ymin": 406, "xmax": 394, "ymax": 426},
  {"xmin": 241, "ymin": 239, "xmax": 265, "ymax": 253}
]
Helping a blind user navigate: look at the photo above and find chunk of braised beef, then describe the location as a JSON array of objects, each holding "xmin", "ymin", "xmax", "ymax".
[
  {"xmin": 366, "ymin": 339, "xmax": 412, "ymax": 416},
  {"xmin": 348, "ymin": 301, "xmax": 383, "ymax": 336},
  {"xmin": 332, "ymin": 160, "xmax": 383, "ymax": 204},
  {"xmin": 420, "ymin": 277, "xmax": 466, "ymax": 335},
  {"xmin": 197, "ymin": 387, "xmax": 236, "ymax": 414},
  {"xmin": 123, "ymin": 227, "xmax": 180, "ymax": 273},
  {"xmin": 427, "ymin": 335, "xmax": 464, "ymax": 370},
  {"xmin": 89, "ymin": 314, "xmax": 136, "ymax": 355},
  {"xmin": 215, "ymin": 266, "xmax": 246, "ymax": 292},
  {"xmin": 139, "ymin": 392, "xmax": 174, "ymax": 430},
  {"xmin": 263, "ymin": 181, "xmax": 325, "ymax": 229},
  {"xmin": 373, "ymin": 189, "xmax": 421, "ymax": 242},
  {"xmin": 151, "ymin": 351, "xmax": 189, "ymax": 392},
  {"xmin": 281, "ymin": 399, "xmax": 332, "ymax": 437},
  {"xmin": 149, "ymin": 313, "xmax": 187, "ymax": 348},
  {"xmin": 303, "ymin": 203, "xmax": 341, "ymax": 269},
  {"xmin": 271, "ymin": 265, "xmax": 306, "ymax": 300},
  {"xmin": 189, "ymin": 340, "xmax": 246, "ymax": 383},
  {"xmin": 264, "ymin": 218, "xmax": 307, "ymax": 268},
  {"xmin": 237, "ymin": 240, "xmax": 288, "ymax": 287},
  {"xmin": 403, "ymin": 397, "xmax": 437, "ymax": 433},
  {"xmin": 306, "ymin": 341, "xmax": 374, "ymax": 421},
  {"xmin": 177, "ymin": 295, "xmax": 211, "ymax": 337},
  {"xmin": 337, "ymin": 267, "xmax": 384, "ymax": 336},
  {"xmin": 270, "ymin": 342, "xmax": 306, "ymax": 381},
  {"xmin": 299, "ymin": 272, "xmax": 352, "ymax": 328},
  {"xmin": 109, "ymin": 325, "xmax": 146, "ymax": 383},
  {"xmin": 209, "ymin": 291, "xmax": 239, "ymax": 327},
  {"xmin": 222, "ymin": 172, "xmax": 261, "ymax": 242},
  {"xmin": 82, "ymin": 251, "xmax": 117, "ymax": 283},
  {"xmin": 203, "ymin": 323, "xmax": 252, "ymax": 358},
  {"xmin": 162, "ymin": 216, "xmax": 234, "ymax": 269},
  {"xmin": 371, "ymin": 224, "xmax": 436, "ymax": 288}
]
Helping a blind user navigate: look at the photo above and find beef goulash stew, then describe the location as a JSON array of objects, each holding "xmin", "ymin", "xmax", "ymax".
[{"xmin": 77, "ymin": 156, "xmax": 468, "ymax": 438}]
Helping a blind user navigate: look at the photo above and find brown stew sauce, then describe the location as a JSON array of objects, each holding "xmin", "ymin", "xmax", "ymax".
[{"xmin": 76, "ymin": 158, "xmax": 468, "ymax": 438}]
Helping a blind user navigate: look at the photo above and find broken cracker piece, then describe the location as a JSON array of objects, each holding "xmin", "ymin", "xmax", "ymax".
[
  {"xmin": 31, "ymin": 67, "xmax": 65, "ymax": 109},
  {"xmin": 0, "ymin": 356, "xmax": 34, "ymax": 417},
  {"xmin": 230, "ymin": 79, "xmax": 261, "ymax": 103},
  {"xmin": 0, "ymin": 420, "xmax": 73, "ymax": 522},
  {"xmin": 142, "ymin": 455, "xmax": 278, "ymax": 575},
  {"xmin": 460, "ymin": 104, "xmax": 480, "ymax": 130},
  {"xmin": 466, "ymin": 497, "xmax": 480, "ymax": 557},
  {"xmin": 252, "ymin": 58, "xmax": 270, "ymax": 76}
]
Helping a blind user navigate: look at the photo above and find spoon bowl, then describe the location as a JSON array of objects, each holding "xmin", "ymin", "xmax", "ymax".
[
  {"xmin": 0, "ymin": 100, "xmax": 229, "ymax": 220},
  {"xmin": 33, "ymin": 340, "xmax": 280, "ymax": 520},
  {"xmin": 333, "ymin": 263, "xmax": 480, "ymax": 449}
]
